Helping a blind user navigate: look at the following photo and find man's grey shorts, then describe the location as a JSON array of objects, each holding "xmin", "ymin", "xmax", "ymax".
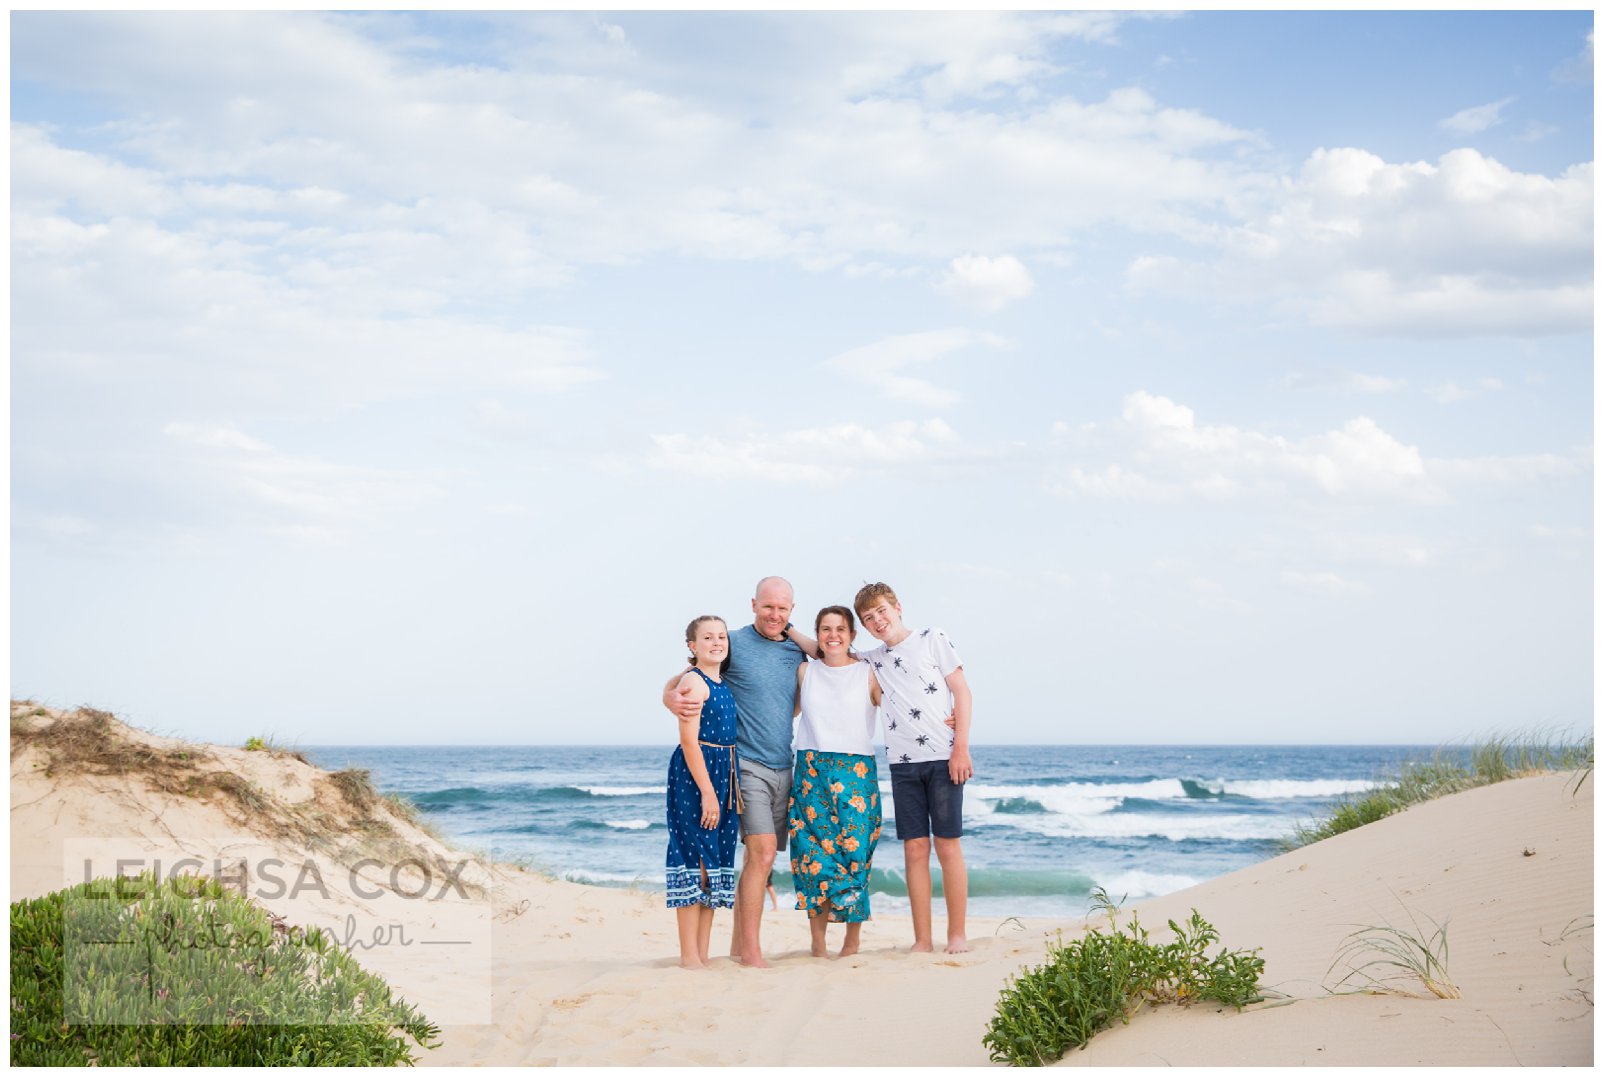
[{"xmin": 736, "ymin": 757, "xmax": 793, "ymax": 851}]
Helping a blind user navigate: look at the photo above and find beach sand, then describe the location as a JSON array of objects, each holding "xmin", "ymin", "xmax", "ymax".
[{"xmin": 11, "ymin": 704, "xmax": 1593, "ymax": 1066}]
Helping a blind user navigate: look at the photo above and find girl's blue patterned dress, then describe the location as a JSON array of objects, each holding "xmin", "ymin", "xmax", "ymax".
[{"xmin": 664, "ymin": 668, "xmax": 739, "ymax": 908}]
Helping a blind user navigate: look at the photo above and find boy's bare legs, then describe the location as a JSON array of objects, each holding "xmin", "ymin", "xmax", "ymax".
[
  {"xmin": 903, "ymin": 837, "xmax": 935, "ymax": 952},
  {"xmin": 676, "ymin": 905, "xmax": 709, "ymax": 969},
  {"xmin": 735, "ymin": 835, "xmax": 778, "ymax": 968},
  {"xmin": 839, "ymin": 921, "xmax": 863, "ymax": 958},
  {"xmin": 934, "ymin": 836, "xmax": 969, "ymax": 953},
  {"xmin": 808, "ymin": 911, "xmax": 829, "ymax": 957}
]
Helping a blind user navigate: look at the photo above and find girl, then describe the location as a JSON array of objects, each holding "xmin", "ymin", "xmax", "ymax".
[
  {"xmin": 664, "ymin": 615, "xmax": 740, "ymax": 969},
  {"xmin": 787, "ymin": 605, "xmax": 883, "ymax": 958}
]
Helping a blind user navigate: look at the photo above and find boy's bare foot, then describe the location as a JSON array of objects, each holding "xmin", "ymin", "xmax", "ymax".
[
  {"xmin": 945, "ymin": 936, "xmax": 970, "ymax": 954},
  {"xmin": 909, "ymin": 939, "xmax": 934, "ymax": 953}
]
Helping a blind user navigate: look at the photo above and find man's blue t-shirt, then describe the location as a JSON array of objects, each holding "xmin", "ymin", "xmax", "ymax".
[{"xmin": 726, "ymin": 624, "xmax": 805, "ymax": 769}]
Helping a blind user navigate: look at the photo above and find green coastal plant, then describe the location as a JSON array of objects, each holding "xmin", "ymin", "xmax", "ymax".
[
  {"xmin": 242, "ymin": 733, "xmax": 310, "ymax": 762},
  {"xmin": 10, "ymin": 873, "xmax": 438, "ymax": 1066},
  {"xmin": 1287, "ymin": 732, "xmax": 1594, "ymax": 849},
  {"xmin": 982, "ymin": 890, "xmax": 1264, "ymax": 1066},
  {"xmin": 1326, "ymin": 901, "xmax": 1459, "ymax": 1000}
]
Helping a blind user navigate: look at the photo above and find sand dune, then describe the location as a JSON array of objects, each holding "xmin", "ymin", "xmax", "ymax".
[{"xmin": 10, "ymin": 704, "xmax": 1592, "ymax": 1066}]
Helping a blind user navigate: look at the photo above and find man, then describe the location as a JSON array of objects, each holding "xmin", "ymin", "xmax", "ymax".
[{"xmin": 664, "ymin": 576, "xmax": 813, "ymax": 968}]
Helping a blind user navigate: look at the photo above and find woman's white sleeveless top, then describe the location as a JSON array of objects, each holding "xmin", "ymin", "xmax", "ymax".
[{"xmin": 794, "ymin": 658, "xmax": 876, "ymax": 757}]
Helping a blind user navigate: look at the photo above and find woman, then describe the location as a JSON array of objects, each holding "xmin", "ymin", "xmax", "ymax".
[{"xmin": 786, "ymin": 605, "xmax": 883, "ymax": 958}]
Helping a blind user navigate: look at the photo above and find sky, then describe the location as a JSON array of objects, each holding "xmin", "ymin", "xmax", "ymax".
[{"xmin": 8, "ymin": 9, "xmax": 1595, "ymax": 747}]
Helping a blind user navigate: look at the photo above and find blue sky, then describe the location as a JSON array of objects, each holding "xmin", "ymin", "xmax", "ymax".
[{"xmin": 9, "ymin": 10, "xmax": 1594, "ymax": 746}]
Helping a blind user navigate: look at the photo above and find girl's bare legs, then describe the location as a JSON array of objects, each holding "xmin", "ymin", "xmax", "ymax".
[
  {"xmin": 676, "ymin": 904, "xmax": 709, "ymax": 969},
  {"xmin": 808, "ymin": 910, "xmax": 829, "ymax": 957},
  {"xmin": 839, "ymin": 921, "xmax": 863, "ymax": 958},
  {"xmin": 697, "ymin": 906, "xmax": 715, "ymax": 965}
]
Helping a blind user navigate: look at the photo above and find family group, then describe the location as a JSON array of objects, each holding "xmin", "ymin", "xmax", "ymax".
[{"xmin": 662, "ymin": 576, "xmax": 974, "ymax": 970}]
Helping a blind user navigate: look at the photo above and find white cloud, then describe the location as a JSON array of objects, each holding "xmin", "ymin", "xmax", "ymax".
[
  {"xmin": 1280, "ymin": 570, "xmax": 1371, "ymax": 597},
  {"xmin": 1426, "ymin": 377, "xmax": 1503, "ymax": 404},
  {"xmin": 823, "ymin": 329, "xmax": 1008, "ymax": 407},
  {"xmin": 1127, "ymin": 147, "xmax": 1593, "ymax": 338},
  {"xmin": 11, "ymin": 13, "xmax": 1260, "ymax": 280},
  {"xmin": 829, "ymin": 11, "xmax": 1140, "ymax": 101},
  {"xmin": 935, "ymin": 254, "xmax": 1036, "ymax": 312},
  {"xmin": 1283, "ymin": 370, "xmax": 1408, "ymax": 394},
  {"xmin": 1052, "ymin": 391, "xmax": 1587, "ymax": 504},
  {"xmin": 11, "ymin": 198, "xmax": 602, "ymax": 412},
  {"xmin": 1529, "ymin": 523, "xmax": 1586, "ymax": 541},
  {"xmin": 1438, "ymin": 96, "xmax": 1516, "ymax": 135},
  {"xmin": 1430, "ymin": 452, "xmax": 1588, "ymax": 485},
  {"xmin": 162, "ymin": 422, "xmax": 444, "ymax": 535},
  {"xmin": 1317, "ymin": 533, "xmax": 1436, "ymax": 568},
  {"xmin": 1551, "ymin": 28, "xmax": 1593, "ymax": 84},
  {"xmin": 646, "ymin": 418, "xmax": 976, "ymax": 485}
]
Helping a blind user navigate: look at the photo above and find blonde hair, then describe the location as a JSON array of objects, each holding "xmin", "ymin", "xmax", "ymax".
[
  {"xmin": 852, "ymin": 582, "xmax": 898, "ymax": 616},
  {"xmin": 684, "ymin": 615, "xmax": 730, "ymax": 676}
]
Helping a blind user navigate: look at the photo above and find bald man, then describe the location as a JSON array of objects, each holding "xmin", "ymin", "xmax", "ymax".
[{"xmin": 664, "ymin": 576, "xmax": 814, "ymax": 968}]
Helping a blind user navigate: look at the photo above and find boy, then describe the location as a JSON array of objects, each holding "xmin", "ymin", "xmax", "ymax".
[{"xmin": 853, "ymin": 581, "xmax": 973, "ymax": 954}]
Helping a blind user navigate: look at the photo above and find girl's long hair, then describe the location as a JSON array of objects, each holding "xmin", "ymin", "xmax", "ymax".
[{"xmin": 684, "ymin": 614, "xmax": 732, "ymax": 677}]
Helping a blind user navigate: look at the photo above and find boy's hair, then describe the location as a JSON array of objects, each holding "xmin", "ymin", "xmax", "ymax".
[{"xmin": 852, "ymin": 582, "xmax": 898, "ymax": 616}]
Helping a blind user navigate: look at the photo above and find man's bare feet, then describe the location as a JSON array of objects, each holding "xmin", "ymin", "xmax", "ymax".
[{"xmin": 945, "ymin": 936, "xmax": 970, "ymax": 954}]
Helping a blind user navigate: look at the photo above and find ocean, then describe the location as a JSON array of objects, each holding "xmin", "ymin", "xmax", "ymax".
[{"xmin": 300, "ymin": 744, "xmax": 1423, "ymax": 919}]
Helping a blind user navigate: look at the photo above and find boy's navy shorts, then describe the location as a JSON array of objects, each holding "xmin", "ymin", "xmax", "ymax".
[{"xmin": 889, "ymin": 760, "xmax": 965, "ymax": 840}]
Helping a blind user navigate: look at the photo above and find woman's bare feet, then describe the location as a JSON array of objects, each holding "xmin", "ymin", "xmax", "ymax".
[
  {"xmin": 809, "ymin": 913, "xmax": 829, "ymax": 958},
  {"xmin": 945, "ymin": 935, "xmax": 970, "ymax": 954}
]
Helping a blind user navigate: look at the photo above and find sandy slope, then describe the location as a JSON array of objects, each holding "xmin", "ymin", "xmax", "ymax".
[{"xmin": 10, "ymin": 706, "xmax": 1592, "ymax": 1066}]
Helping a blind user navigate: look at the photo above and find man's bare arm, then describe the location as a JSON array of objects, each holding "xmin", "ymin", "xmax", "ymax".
[{"xmin": 662, "ymin": 669, "xmax": 700, "ymax": 719}]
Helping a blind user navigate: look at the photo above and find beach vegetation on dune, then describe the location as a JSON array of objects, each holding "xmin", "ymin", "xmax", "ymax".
[
  {"xmin": 983, "ymin": 890, "xmax": 1263, "ymax": 1066},
  {"xmin": 9, "ymin": 873, "xmax": 438, "ymax": 1066},
  {"xmin": 1326, "ymin": 901, "xmax": 1459, "ymax": 1000},
  {"xmin": 1286, "ymin": 732, "xmax": 1593, "ymax": 849},
  {"xmin": 243, "ymin": 735, "xmax": 310, "ymax": 763},
  {"xmin": 12, "ymin": 703, "xmax": 479, "ymax": 898}
]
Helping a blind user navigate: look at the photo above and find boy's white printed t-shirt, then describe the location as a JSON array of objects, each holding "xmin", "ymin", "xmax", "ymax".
[{"xmin": 864, "ymin": 627, "xmax": 962, "ymax": 765}]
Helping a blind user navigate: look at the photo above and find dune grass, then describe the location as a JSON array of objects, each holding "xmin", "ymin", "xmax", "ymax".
[
  {"xmin": 243, "ymin": 734, "xmax": 310, "ymax": 763},
  {"xmin": 1326, "ymin": 901, "xmax": 1460, "ymax": 1000},
  {"xmin": 982, "ymin": 890, "xmax": 1263, "ymax": 1066},
  {"xmin": 11, "ymin": 873, "xmax": 437, "ymax": 1065},
  {"xmin": 1286, "ymin": 732, "xmax": 1593, "ymax": 850},
  {"xmin": 13, "ymin": 703, "xmax": 473, "ymax": 896}
]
